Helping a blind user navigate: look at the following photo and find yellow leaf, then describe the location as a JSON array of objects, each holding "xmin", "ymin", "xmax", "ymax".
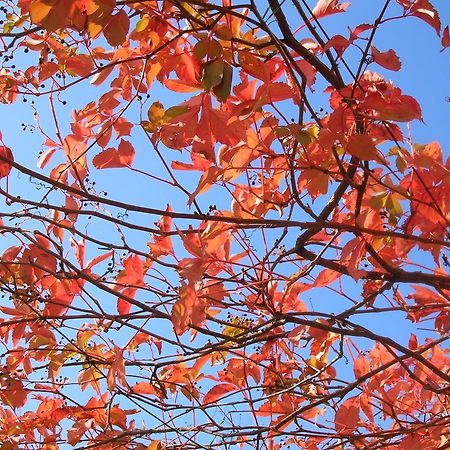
[
  {"xmin": 135, "ymin": 16, "xmax": 149, "ymax": 33},
  {"xmin": 147, "ymin": 101, "xmax": 165, "ymax": 128}
]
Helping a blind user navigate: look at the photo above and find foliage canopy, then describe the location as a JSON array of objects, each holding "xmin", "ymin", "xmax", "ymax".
[{"xmin": 0, "ymin": 0, "xmax": 449, "ymax": 449}]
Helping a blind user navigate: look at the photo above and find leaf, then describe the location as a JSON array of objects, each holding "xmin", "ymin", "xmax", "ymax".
[
  {"xmin": 442, "ymin": 26, "xmax": 450, "ymax": 51},
  {"xmin": 371, "ymin": 46, "xmax": 401, "ymax": 71},
  {"xmin": 0, "ymin": 378, "xmax": 28, "ymax": 408},
  {"xmin": 313, "ymin": 268, "xmax": 341, "ymax": 287},
  {"xmin": 147, "ymin": 205, "xmax": 173, "ymax": 257},
  {"xmin": 117, "ymin": 254, "xmax": 145, "ymax": 287},
  {"xmin": 312, "ymin": 0, "xmax": 350, "ymax": 18},
  {"xmin": 104, "ymin": 10, "xmax": 130, "ymax": 46},
  {"xmin": 353, "ymin": 355, "xmax": 371, "ymax": 378},
  {"xmin": 131, "ymin": 382, "xmax": 159, "ymax": 396},
  {"xmin": 323, "ymin": 35, "xmax": 351, "ymax": 56},
  {"xmin": 213, "ymin": 62, "xmax": 233, "ymax": 101},
  {"xmin": 203, "ymin": 383, "xmax": 236, "ymax": 404},
  {"xmin": 92, "ymin": 139, "xmax": 135, "ymax": 168},
  {"xmin": 346, "ymin": 134, "xmax": 378, "ymax": 161},
  {"xmin": 66, "ymin": 54, "xmax": 94, "ymax": 77},
  {"xmin": 146, "ymin": 101, "xmax": 165, "ymax": 131},
  {"xmin": 29, "ymin": 0, "xmax": 70, "ymax": 31},
  {"xmin": 135, "ymin": 16, "xmax": 150, "ymax": 33},
  {"xmin": 37, "ymin": 147, "xmax": 57, "ymax": 169},
  {"xmin": 147, "ymin": 441, "xmax": 165, "ymax": 450},
  {"xmin": 397, "ymin": 0, "xmax": 441, "ymax": 35},
  {"xmin": 335, "ymin": 396, "xmax": 360, "ymax": 432},
  {"xmin": 29, "ymin": 1, "xmax": 53, "ymax": 24},
  {"xmin": 0, "ymin": 145, "xmax": 13, "ymax": 178},
  {"xmin": 201, "ymin": 60, "xmax": 224, "ymax": 91},
  {"xmin": 90, "ymin": 65, "xmax": 115, "ymax": 86},
  {"xmin": 86, "ymin": 250, "xmax": 114, "ymax": 270}
]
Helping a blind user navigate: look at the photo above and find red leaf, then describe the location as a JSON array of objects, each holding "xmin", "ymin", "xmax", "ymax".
[
  {"xmin": 371, "ymin": 46, "xmax": 401, "ymax": 71},
  {"xmin": 0, "ymin": 378, "xmax": 28, "ymax": 408},
  {"xmin": 0, "ymin": 145, "xmax": 13, "ymax": 178},
  {"xmin": 117, "ymin": 254, "xmax": 144, "ymax": 287},
  {"xmin": 86, "ymin": 250, "xmax": 114, "ymax": 270},
  {"xmin": 117, "ymin": 294, "xmax": 133, "ymax": 315},
  {"xmin": 203, "ymin": 383, "xmax": 236, "ymax": 404},
  {"xmin": 397, "ymin": 0, "xmax": 441, "ymax": 35},
  {"xmin": 353, "ymin": 355, "xmax": 371, "ymax": 378},
  {"xmin": 312, "ymin": 0, "xmax": 350, "ymax": 18},
  {"xmin": 66, "ymin": 54, "xmax": 94, "ymax": 77},
  {"xmin": 256, "ymin": 82, "xmax": 294, "ymax": 104},
  {"xmin": 346, "ymin": 134, "xmax": 378, "ymax": 161},
  {"xmin": 362, "ymin": 90, "xmax": 422, "ymax": 122},
  {"xmin": 313, "ymin": 268, "xmax": 341, "ymax": 287},
  {"xmin": 90, "ymin": 65, "xmax": 115, "ymax": 86},
  {"xmin": 442, "ymin": 26, "xmax": 450, "ymax": 51},
  {"xmin": 92, "ymin": 139, "xmax": 135, "ymax": 169},
  {"xmin": 335, "ymin": 396, "xmax": 360, "ymax": 432},
  {"xmin": 323, "ymin": 35, "xmax": 351, "ymax": 56}
]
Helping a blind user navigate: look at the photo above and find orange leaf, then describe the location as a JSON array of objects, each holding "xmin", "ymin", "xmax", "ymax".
[
  {"xmin": 164, "ymin": 79, "xmax": 202, "ymax": 93},
  {"xmin": 29, "ymin": 0, "xmax": 53, "ymax": 24},
  {"xmin": 131, "ymin": 382, "xmax": 159, "ymax": 396},
  {"xmin": 371, "ymin": 46, "xmax": 401, "ymax": 71},
  {"xmin": 104, "ymin": 10, "xmax": 130, "ymax": 47}
]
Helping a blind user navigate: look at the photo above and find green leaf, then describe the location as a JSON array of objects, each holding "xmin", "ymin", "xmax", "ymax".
[
  {"xmin": 164, "ymin": 105, "xmax": 189, "ymax": 121},
  {"xmin": 212, "ymin": 62, "xmax": 233, "ymax": 101},
  {"xmin": 201, "ymin": 60, "xmax": 224, "ymax": 91}
]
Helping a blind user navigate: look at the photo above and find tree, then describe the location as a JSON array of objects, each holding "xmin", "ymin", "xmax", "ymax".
[{"xmin": 0, "ymin": 0, "xmax": 449, "ymax": 448}]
